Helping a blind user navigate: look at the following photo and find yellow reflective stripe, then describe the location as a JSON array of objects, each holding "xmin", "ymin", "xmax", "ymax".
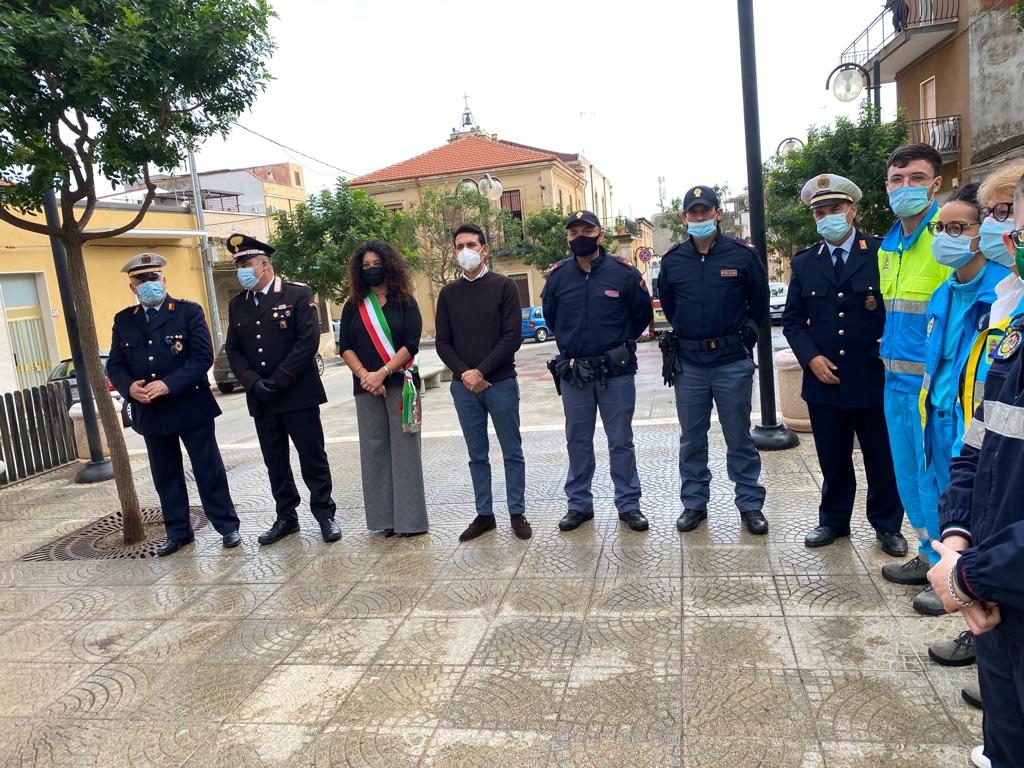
[
  {"xmin": 918, "ymin": 373, "xmax": 930, "ymax": 430},
  {"xmin": 983, "ymin": 400, "xmax": 1024, "ymax": 441},
  {"xmin": 963, "ymin": 417, "xmax": 986, "ymax": 449},
  {"xmin": 961, "ymin": 318, "xmax": 1012, "ymax": 430},
  {"xmin": 884, "ymin": 359, "xmax": 926, "ymax": 375}
]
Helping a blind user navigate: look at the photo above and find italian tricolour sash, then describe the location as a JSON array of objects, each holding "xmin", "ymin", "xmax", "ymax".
[{"xmin": 359, "ymin": 293, "xmax": 421, "ymax": 433}]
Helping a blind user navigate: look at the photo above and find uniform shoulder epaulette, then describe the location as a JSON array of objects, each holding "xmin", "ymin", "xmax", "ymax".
[
  {"xmin": 612, "ymin": 255, "xmax": 634, "ymax": 268},
  {"xmin": 792, "ymin": 243, "xmax": 819, "ymax": 259},
  {"xmin": 548, "ymin": 258, "xmax": 571, "ymax": 274},
  {"xmin": 285, "ymin": 280, "xmax": 310, "ymax": 288}
]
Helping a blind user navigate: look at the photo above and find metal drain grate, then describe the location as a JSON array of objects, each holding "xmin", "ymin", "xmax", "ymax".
[{"xmin": 19, "ymin": 507, "xmax": 209, "ymax": 561}]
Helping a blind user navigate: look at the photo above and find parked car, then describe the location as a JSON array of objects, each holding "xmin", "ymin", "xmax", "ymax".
[
  {"xmin": 649, "ymin": 265, "xmax": 672, "ymax": 334},
  {"xmin": 521, "ymin": 307, "xmax": 553, "ymax": 343},
  {"xmin": 332, "ymin": 319, "xmax": 341, "ymax": 355},
  {"xmin": 213, "ymin": 345, "xmax": 325, "ymax": 393},
  {"xmin": 769, "ymin": 282, "xmax": 788, "ymax": 324},
  {"xmin": 46, "ymin": 353, "xmax": 132, "ymax": 427}
]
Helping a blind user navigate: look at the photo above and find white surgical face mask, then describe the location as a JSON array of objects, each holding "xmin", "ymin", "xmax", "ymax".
[{"xmin": 457, "ymin": 247, "xmax": 482, "ymax": 272}]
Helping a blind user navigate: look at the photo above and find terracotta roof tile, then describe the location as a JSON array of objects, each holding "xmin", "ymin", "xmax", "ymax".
[{"xmin": 350, "ymin": 135, "xmax": 562, "ymax": 185}]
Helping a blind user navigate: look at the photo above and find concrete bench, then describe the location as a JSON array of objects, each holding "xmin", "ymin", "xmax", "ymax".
[{"xmin": 419, "ymin": 364, "xmax": 449, "ymax": 393}]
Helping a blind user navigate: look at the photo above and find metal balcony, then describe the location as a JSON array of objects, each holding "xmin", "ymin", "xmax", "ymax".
[
  {"xmin": 908, "ymin": 115, "xmax": 961, "ymax": 160},
  {"xmin": 841, "ymin": 1, "xmax": 960, "ymax": 83}
]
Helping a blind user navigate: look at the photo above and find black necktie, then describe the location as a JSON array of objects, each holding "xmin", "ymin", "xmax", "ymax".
[
  {"xmin": 833, "ymin": 248, "xmax": 845, "ymax": 282},
  {"xmin": 145, "ymin": 307, "xmax": 157, "ymax": 324}
]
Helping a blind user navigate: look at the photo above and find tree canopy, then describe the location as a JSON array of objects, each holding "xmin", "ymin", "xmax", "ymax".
[
  {"xmin": 271, "ymin": 182, "xmax": 417, "ymax": 304},
  {"xmin": 521, "ymin": 206, "xmax": 568, "ymax": 274},
  {"xmin": 763, "ymin": 104, "xmax": 908, "ymax": 259}
]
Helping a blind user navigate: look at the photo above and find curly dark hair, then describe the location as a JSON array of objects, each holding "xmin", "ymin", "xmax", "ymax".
[{"xmin": 347, "ymin": 239, "xmax": 414, "ymax": 306}]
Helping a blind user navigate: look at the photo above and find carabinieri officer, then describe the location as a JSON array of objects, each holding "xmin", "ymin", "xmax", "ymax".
[
  {"xmin": 782, "ymin": 174, "xmax": 907, "ymax": 556},
  {"xmin": 541, "ymin": 210, "xmax": 653, "ymax": 533},
  {"xmin": 107, "ymin": 252, "xmax": 240, "ymax": 556},
  {"xmin": 657, "ymin": 185, "xmax": 769, "ymax": 536},
  {"xmin": 224, "ymin": 234, "xmax": 341, "ymax": 546}
]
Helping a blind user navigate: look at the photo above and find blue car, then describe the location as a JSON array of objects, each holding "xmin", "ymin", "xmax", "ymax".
[{"xmin": 522, "ymin": 306, "xmax": 553, "ymax": 343}]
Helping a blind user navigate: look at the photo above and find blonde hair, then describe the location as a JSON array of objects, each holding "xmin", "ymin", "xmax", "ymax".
[{"xmin": 978, "ymin": 159, "xmax": 1024, "ymax": 207}]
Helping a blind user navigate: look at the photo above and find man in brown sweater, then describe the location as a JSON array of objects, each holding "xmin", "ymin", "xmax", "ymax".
[{"xmin": 435, "ymin": 224, "xmax": 531, "ymax": 541}]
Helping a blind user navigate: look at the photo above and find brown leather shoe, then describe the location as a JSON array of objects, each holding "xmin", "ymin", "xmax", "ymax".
[
  {"xmin": 459, "ymin": 515, "xmax": 496, "ymax": 542},
  {"xmin": 510, "ymin": 514, "xmax": 533, "ymax": 540}
]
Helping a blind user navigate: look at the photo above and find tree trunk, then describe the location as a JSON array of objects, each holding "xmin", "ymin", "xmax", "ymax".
[{"xmin": 64, "ymin": 238, "xmax": 145, "ymax": 544}]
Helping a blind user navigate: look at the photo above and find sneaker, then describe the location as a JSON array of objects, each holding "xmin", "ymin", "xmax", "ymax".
[
  {"xmin": 928, "ymin": 631, "xmax": 977, "ymax": 667},
  {"xmin": 962, "ymin": 679, "xmax": 983, "ymax": 710},
  {"xmin": 881, "ymin": 555, "xmax": 930, "ymax": 585},
  {"xmin": 510, "ymin": 514, "xmax": 533, "ymax": 540},
  {"xmin": 912, "ymin": 585, "xmax": 947, "ymax": 616},
  {"xmin": 459, "ymin": 515, "xmax": 496, "ymax": 542},
  {"xmin": 971, "ymin": 745, "xmax": 991, "ymax": 768}
]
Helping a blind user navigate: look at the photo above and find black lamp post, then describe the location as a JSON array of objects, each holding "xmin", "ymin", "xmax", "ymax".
[
  {"xmin": 737, "ymin": 0, "xmax": 799, "ymax": 451},
  {"xmin": 826, "ymin": 61, "xmax": 882, "ymax": 123}
]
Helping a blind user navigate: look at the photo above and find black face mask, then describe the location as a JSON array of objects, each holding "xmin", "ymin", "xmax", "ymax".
[
  {"xmin": 569, "ymin": 234, "xmax": 600, "ymax": 258},
  {"xmin": 363, "ymin": 267, "xmax": 386, "ymax": 287}
]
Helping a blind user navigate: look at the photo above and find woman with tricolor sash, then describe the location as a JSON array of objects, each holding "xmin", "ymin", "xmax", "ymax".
[{"xmin": 339, "ymin": 240, "xmax": 428, "ymax": 537}]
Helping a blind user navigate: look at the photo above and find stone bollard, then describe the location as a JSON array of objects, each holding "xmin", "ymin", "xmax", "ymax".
[
  {"xmin": 68, "ymin": 400, "xmax": 117, "ymax": 459},
  {"xmin": 773, "ymin": 348, "xmax": 812, "ymax": 433}
]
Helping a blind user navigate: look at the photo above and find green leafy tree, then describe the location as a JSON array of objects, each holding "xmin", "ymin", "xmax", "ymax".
[
  {"xmin": 763, "ymin": 103, "xmax": 908, "ymax": 260},
  {"xmin": 409, "ymin": 186, "xmax": 519, "ymax": 299},
  {"xmin": 270, "ymin": 182, "xmax": 416, "ymax": 304},
  {"xmin": 522, "ymin": 206, "xmax": 568, "ymax": 274},
  {"xmin": 1011, "ymin": 1, "xmax": 1024, "ymax": 30},
  {"xmin": 0, "ymin": 0, "xmax": 274, "ymax": 543},
  {"xmin": 656, "ymin": 184, "xmax": 734, "ymax": 245}
]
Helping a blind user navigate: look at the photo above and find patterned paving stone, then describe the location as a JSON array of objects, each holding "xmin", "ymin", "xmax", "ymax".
[
  {"xmin": 559, "ymin": 666, "xmax": 680, "ymax": 742},
  {"xmin": 682, "ymin": 576, "xmax": 783, "ymax": 617},
  {"xmin": 682, "ymin": 545, "xmax": 773, "ymax": 576},
  {"xmin": 0, "ymin": 620, "xmax": 81, "ymax": 661},
  {"xmin": 548, "ymin": 733, "xmax": 680, "ymax": 768},
  {"xmin": 765, "ymin": 541, "xmax": 869, "ymax": 575},
  {"xmin": 776, "ymin": 574, "xmax": 889, "ymax": 616},
  {"xmin": 682, "ymin": 616, "xmax": 795, "ymax": 669},
  {"xmin": 499, "ymin": 578, "xmax": 593, "ymax": 617},
  {"xmin": 680, "ymin": 738, "xmax": 824, "ymax": 767},
  {"xmin": 315, "ymin": 726, "xmax": 431, "ymax": 767},
  {"xmin": 330, "ymin": 579, "xmax": 429, "ymax": 618},
  {"xmin": 100, "ymin": 585, "xmax": 207, "ymax": 620},
  {"xmin": 176, "ymin": 584, "xmax": 281, "ymax": 619},
  {"xmin": 474, "ymin": 617, "xmax": 583, "ymax": 668},
  {"xmin": 339, "ymin": 664, "xmax": 465, "ymax": 728},
  {"xmin": 249, "ymin": 581, "xmax": 348, "ymax": 619},
  {"xmin": 589, "ymin": 577, "xmax": 681, "ymax": 617},
  {"xmin": 441, "ymin": 665, "xmax": 569, "ymax": 732},
  {"xmin": 423, "ymin": 728, "xmax": 552, "ymax": 768},
  {"xmin": 198, "ymin": 619, "xmax": 316, "ymax": 665},
  {"xmin": 786, "ymin": 616, "xmax": 922, "ymax": 672},
  {"xmin": 576, "ymin": 616, "xmax": 681, "ymax": 670},
  {"xmin": 820, "ymin": 742, "xmax": 973, "ymax": 767},
  {"xmin": 411, "ymin": 578, "xmax": 511, "ymax": 617},
  {"xmin": 921, "ymin": 662, "xmax": 984, "ymax": 743},
  {"xmin": 135, "ymin": 663, "xmax": 271, "ymax": 722},
  {"xmin": 0, "ymin": 662, "xmax": 100, "ymax": 716},
  {"xmin": 682, "ymin": 668, "xmax": 815, "ymax": 739},
  {"xmin": 116, "ymin": 619, "xmax": 236, "ymax": 664},
  {"xmin": 374, "ymin": 616, "xmax": 489, "ymax": 666},
  {"xmin": 45, "ymin": 662, "xmax": 164, "ymax": 719},
  {"xmin": 180, "ymin": 723, "xmax": 320, "ymax": 767},
  {"xmin": 284, "ymin": 617, "xmax": 401, "ymax": 665},
  {"xmin": 233, "ymin": 663, "xmax": 363, "ymax": 724}
]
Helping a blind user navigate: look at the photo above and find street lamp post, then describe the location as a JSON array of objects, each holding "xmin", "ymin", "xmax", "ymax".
[
  {"xmin": 478, "ymin": 174, "xmax": 504, "ymax": 272},
  {"xmin": 737, "ymin": 0, "xmax": 799, "ymax": 451},
  {"xmin": 826, "ymin": 61, "xmax": 882, "ymax": 123}
]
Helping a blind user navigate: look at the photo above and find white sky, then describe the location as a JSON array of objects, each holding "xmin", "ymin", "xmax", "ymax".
[{"xmin": 187, "ymin": 0, "xmax": 898, "ymax": 217}]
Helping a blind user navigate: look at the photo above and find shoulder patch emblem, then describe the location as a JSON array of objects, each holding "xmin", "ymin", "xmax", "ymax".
[{"xmin": 994, "ymin": 328, "xmax": 1023, "ymax": 361}]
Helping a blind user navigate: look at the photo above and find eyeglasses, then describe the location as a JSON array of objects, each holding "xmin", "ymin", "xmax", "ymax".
[
  {"xmin": 886, "ymin": 173, "xmax": 933, "ymax": 187},
  {"xmin": 927, "ymin": 220, "xmax": 979, "ymax": 237},
  {"xmin": 1006, "ymin": 228, "xmax": 1024, "ymax": 249},
  {"xmin": 979, "ymin": 202, "xmax": 1014, "ymax": 222}
]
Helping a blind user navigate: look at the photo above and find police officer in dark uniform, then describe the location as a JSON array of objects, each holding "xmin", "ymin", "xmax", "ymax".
[
  {"xmin": 107, "ymin": 253, "xmax": 240, "ymax": 556},
  {"xmin": 782, "ymin": 174, "xmax": 907, "ymax": 556},
  {"xmin": 657, "ymin": 185, "xmax": 769, "ymax": 535},
  {"xmin": 224, "ymin": 234, "xmax": 341, "ymax": 545},
  {"xmin": 541, "ymin": 210, "xmax": 654, "ymax": 532}
]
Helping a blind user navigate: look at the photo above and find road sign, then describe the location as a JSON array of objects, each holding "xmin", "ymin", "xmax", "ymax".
[{"xmin": 636, "ymin": 247, "xmax": 654, "ymax": 263}]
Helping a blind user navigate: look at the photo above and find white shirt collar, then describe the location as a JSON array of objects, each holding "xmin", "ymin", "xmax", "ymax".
[
  {"xmin": 825, "ymin": 228, "xmax": 857, "ymax": 259},
  {"xmin": 463, "ymin": 265, "xmax": 489, "ymax": 282}
]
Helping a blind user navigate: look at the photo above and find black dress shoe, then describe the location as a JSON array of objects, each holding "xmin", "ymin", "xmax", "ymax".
[
  {"xmin": 558, "ymin": 509, "xmax": 594, "ymax": 531},
  {"xmin": 157, "ymin": 533, "xmax": 195, "ymax": 557},
  {"xmin": 741, "ymin": 510, "xmax": 769, "ymax": 535},
  {"xmin": 676, "ymin": 509, "xmax": 707, "ymax": 532},
  {"xmin": 460, "ymin": 515, "xmax": 497, "ymax": 542},
  {"xmin": 258, "ymin": 519, "xmax": 300, "ymax": 546},
  {"xmin": 877, "ymin": 531, "xmax": 909, "ymax": 558},
  {"xmin": 320, "ymin": 518, "xmax": 341, "ymax": 543},
  {"xmin": 222, "ymin": 531, "xmax": 242, "ymax": 549},
  {"xmin": 804, "ymin": 526, "xmax": 849, "ymax": 548},
  {"xmin": 618, "ymin": 510, "xmax": 649, "ymax": 532}
]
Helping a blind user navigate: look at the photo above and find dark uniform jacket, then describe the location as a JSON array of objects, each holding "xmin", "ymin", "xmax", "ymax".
[
  {"xmin": 781, "ymin": 230, "xmax": 887, "ymax": 409},
  {"xmin": 540, "ymin": 248, "xmax": 653, "ymax": 361},
  {"xmin": 939, "ymin": 313, "xmax": 1024, "ymax": 647},
  {"xmin": 657, "ymin": 232, "xmax": 769, "ymax": 367},
  {"xmin": 107, "ymin": 296, "xmax": 220, "ymax": 437},
  {"xmin": 225, "ymin": 276, "xmax": 327, "ymax": 417}
]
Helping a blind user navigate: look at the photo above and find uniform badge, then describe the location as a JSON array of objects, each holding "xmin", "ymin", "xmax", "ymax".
[
  {"xmin": 882, "ymin": 255, "xmax": 890, "ymax": 271},
  {"xmin": 229, "ymin": 234, "xmax": 244, "ymax": 247},
  {"xmin": 817, "ymin": 175, "xmax": 829, "ymax": 189},
  {"xmin": 927, "ymin": 317, "xmax": 935, "ymax": 335},
  {"xmin": 720, "ymin": 269, "xmax": 738, "ymax": 277},
  {"xmin": 865, "ymin": 294, "xmax": 878, "ymax": 311},
  {"xmin": 859, "ymin": 240, "xmax": 867, "ymax": 251},
  {"xmin": 694, "ymin": 188, "xmax": 702, "ymax": 197},
  {"xmin": 604, "ymin": 289, "xmax": 620, "ymax": 298},
  {"xmin": 174, "ymin": 341, "xmax": 183, "ymax": 352},
  {"xmin": 279, "ymin": 320, "xmax": 288, "ymax": 329},
  {"xmin": 575, "ymin": 211, "xmax": 584, "ymax": 219},
  {"xmin": 994, "ymin": 329, "xmax": 1023, "ymax": 360}
]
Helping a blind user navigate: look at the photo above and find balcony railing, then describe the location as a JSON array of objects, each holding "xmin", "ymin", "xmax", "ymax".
[
  {"xmin": 908, "ymin": 115, "xmax": 961, "ymax": 156},
  {"xmin": 841, "ymin": 1, "xmax": 959, "ymax": 66}
]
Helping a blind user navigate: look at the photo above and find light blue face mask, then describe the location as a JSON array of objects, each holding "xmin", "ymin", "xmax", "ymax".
[
  {"xmin": 815, "ymin": 213, "xmax": 851, "ymax": 243},
  {"xmin": 888, "ymin": 185, "xmax": 932, "ymax": 218},
  {"xmin": 135, "ymin": 280, "xmax": 165, "ymax": 305},
  {"xmin": 236, "ymin": 266, "xmax": 260, "ymax": 290},
  {"xmin": 931, "ymin": 232, "xmax": 976, "ymax": 269},
  {"xmin": 687, "ymin": 219, "xmax": 717, "ymax": 239},
  {"xmin": 979, "ymin": 217, "xmax": 1015, "ymax": 268}
]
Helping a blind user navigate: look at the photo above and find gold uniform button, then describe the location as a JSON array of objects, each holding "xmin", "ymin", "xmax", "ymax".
[
  {"xmin": 838, "ymin": 312, "xmax": 845, "ymax": 318},
  {"xmin": 838, "ymin": 330, "xmax": 845, "ymax": 336},
  {"xmin": 839, "ymin": 350, "xmax": 846, "ymax": 356}
]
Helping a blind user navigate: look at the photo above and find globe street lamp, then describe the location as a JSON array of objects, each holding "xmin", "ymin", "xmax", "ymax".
[
  {"xmin": 826, "ymin": 61, "xmax": 881, "ymax": 123},
  {"xmin": 776, "ymin": 137, "xmax": 805, "ymax": 156},
  {"xmin": 478, "ymin": 173, "xmax": 503, "ymax": 204}
]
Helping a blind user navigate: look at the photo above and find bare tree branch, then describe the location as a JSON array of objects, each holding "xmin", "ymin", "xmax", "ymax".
[
  {"xmin": 80, "ymin": 167, "xmax": 157, "ymax": 241},
  {"xmin": 0, "ymin": 205, "xmax": 62, "ymax": 238}
]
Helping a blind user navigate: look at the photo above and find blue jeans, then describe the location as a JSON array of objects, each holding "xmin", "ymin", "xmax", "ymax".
[
  {"xmin": 560, "ymin": 374, "xmax": 642, "ymax": 513},
  {"xmin": 674, "ymin": 357, "xmax": 765, "ymax": 512},
  {"xmin": 451, "ymin": 378, "xmax": 526, "ymax": 516},
  {"xmin": 884, "ymin": 380, "xmax": 939, "ymax": 563}
]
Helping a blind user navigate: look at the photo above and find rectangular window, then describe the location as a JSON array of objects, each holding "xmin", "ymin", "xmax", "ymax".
[
  {"xmin": 501, "ymin": 189, "xmax": 525, "ymax": 241},
  {"xmin": 293, "ymin": 170, "xmax": 302, "ymax": 186},
  {"xmin": 385, "ymin": 203, "xmax": 403, "ymax": 212},
  {"xmin": 920, "ymin": 76, "xmax": 936, "ymax": 121}
]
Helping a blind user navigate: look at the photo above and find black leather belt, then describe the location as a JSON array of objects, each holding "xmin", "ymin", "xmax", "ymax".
[{"xmin": 675, "ymin": 333, "xmax": 743, "ymax": 351}]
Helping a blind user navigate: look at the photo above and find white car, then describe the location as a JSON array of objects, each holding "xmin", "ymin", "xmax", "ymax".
[{"xmin": 769, "ymin": 282, "xmax": 788, "ymax": 324}]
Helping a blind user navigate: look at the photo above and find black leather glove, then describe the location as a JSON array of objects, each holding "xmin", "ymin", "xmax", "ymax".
[{"xmin": 252, "ymin": 379, "xmax": 281, "ymax": 403}]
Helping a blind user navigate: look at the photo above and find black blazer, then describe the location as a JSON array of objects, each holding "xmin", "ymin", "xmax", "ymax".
[
  {"xmin": 107, "ymin": 296, "xmax": 221, "ymax": 437},
  {"xmin": 782, "ymin": 230, "xmax": 887, "ymax": 409},
  {"xmin": 225, "ymin": 277, "xmax": 327, "ymax": 416}
]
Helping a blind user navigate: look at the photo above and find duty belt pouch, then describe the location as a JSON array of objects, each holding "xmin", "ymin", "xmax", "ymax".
[{"xmin": 605, "ymin": 342, "xmax": 634, "ymax": 376}]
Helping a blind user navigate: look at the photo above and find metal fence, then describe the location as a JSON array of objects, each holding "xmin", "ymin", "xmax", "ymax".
[
  {"xmin": 0, "ymin": 380, "xmax": 77, "ymax": 485},
  {"xmin": 841, "ymin": 0, "xmax": 960, "ymax": 65},
  {"xmin": 908, "ymin": 115, "xmax": 961, "ymax": 154}
]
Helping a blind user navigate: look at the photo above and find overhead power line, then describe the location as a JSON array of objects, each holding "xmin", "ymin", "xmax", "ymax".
[{"xmin": 234, "ymin": 123, "xmax": 361, "ymax": 179}]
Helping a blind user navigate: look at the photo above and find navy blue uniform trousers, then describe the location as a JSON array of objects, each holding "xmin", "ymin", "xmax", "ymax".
[
  {"xmin": 806, "ymin": 403, "xmax": 903, "ymax": 534},
  {"xmin": 144, "ymin": 421, "xmax": 239, "ymax": 539},
  {"xmin": 977, "ymin": 630, "xmax": 1024, "ymax": 767}
]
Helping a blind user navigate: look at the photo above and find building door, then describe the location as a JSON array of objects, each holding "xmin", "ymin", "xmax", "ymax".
[
  {"xmin": 508, "ymin": 273, "xmax": 531, "ymax": 308},
  {"xmin": 0, "ymin": 275, "xmax": 51, "ymax": 389},
  {"xmin": 920, "ymin": 77, "xmax": 936, "ymax": 121}
]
